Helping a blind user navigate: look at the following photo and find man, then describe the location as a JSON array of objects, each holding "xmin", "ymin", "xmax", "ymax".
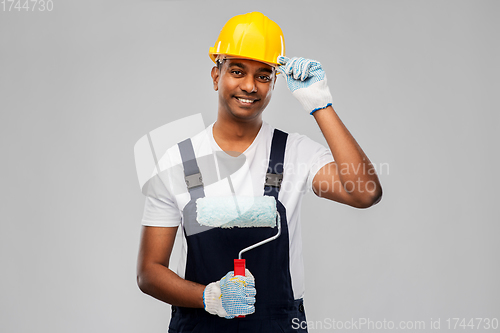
[{"xmin": 137, "ymin": 12, "xmax": 382, "ymax": 332}]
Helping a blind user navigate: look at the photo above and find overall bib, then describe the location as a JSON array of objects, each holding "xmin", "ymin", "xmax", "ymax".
[{"xmin": 169, "ymin": 129, "xmax": 307, "ymax": 333}]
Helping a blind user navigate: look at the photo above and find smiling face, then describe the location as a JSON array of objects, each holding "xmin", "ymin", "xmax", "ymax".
[{"xmin": 211, "ymin": 58, "xmax": 277, "ymax": 123}]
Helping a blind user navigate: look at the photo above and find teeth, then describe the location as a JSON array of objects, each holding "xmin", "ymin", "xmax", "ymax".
[{"xmin": 237, "ymin": 98, "xmax": 254, "ymax": 103}]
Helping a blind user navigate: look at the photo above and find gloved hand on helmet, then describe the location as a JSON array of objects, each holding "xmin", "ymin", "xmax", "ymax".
[
  {"xmin": 203, "ymin": 269, "xmax": 256, "ymax": 319},
  {"xmin": 278, "ymin": 56, "xmax": 333, "ymax": 114}
]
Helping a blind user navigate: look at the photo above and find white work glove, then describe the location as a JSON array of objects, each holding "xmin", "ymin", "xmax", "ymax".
[
  {"xmin": 278, "ymin": 56, "xmax": 333, "ymax": 114},
  {"xmin": 203, "ymin": 269, "xmax": 256, "ymax": 319}
]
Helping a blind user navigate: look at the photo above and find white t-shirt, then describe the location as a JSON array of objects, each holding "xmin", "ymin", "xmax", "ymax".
[{"xmin": 141, "ymin": 121, "xmax": 334, "ymax": 299}]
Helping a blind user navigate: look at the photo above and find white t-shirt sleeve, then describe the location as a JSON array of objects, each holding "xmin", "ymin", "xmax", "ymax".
[
  {"xmin": 141, "ymin": 172, "xmax": 182, "ymax": 227},
  {"xmin": 283, "ymin": 132, "xmax": 334, "ymax": 195},
  {"xmin": 298, "ymin": 135, "xmax": 334, "ymax": 194},
  {"xmin": 306, "ymin": 147, "xmax": 334, "ymax": 194},
  {"xmin": 141, "ymin": 195, "xmax": 181, "ymax": 227}
]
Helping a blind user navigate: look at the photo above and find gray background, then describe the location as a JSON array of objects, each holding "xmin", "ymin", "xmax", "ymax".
[{"xmin": 1, "ymin": 0, "xmax": 499, "ymax": 332}]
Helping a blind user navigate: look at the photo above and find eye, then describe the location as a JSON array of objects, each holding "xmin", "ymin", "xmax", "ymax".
[
  {"xmin": 231, "ymin": 70, "xmax": 243, "ymax": 75},
  {"xmin": 258, "ymin": 75, "xmax": 272, "ymax": 82}
]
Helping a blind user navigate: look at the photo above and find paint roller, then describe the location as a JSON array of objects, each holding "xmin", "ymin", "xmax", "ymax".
[{"xmin": 196, "ymin": 195, "xmax": 281, "ymax": 317}]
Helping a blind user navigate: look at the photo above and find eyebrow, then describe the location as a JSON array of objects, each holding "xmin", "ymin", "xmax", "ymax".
[{"xmin": 228, "ymin": 62, "xmax": 274, "ymax": 74}]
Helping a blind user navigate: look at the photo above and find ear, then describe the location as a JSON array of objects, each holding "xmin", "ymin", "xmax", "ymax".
[{"xmin": 211, "ymin": 66, "xmax": 220, "ymax": 91}]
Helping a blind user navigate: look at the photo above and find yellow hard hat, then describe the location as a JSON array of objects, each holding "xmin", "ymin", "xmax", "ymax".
[{"xmin": 209, "ymin": 12, "xmax": 285, "ymax": 66}]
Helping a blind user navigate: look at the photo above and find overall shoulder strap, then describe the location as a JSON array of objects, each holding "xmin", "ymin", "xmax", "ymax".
[
  {"xmin": 178, "ymin": 138, "xmax": 205, "ymax": 201},
  {"xmin": 264, "ymin": 129, "xmax": 288, "ymax": 199}
]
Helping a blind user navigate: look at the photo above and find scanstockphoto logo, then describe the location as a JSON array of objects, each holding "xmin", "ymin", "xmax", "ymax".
[
  {"xmin": 259, "ymin": 158, "xmax": 389, "ymax": 196},
  {"xmin": 259, "ymin": 158, "xmax": 390, "ymax": 178},
  {"xmin": 308, "ymin": 160, "xmax": 388, "ymax": 196},
  {"xmin": 292, "ymin": 317, "xmax": 426, "ymax": 330},
  {"xmin": 291, "ymin": 317, "xmax": 499, "ymax": 331}
]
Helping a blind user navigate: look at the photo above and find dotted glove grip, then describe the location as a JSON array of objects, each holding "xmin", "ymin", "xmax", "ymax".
[{"xmin": 203, "ymin": 269, "xmax": 256, "ymax": 319}]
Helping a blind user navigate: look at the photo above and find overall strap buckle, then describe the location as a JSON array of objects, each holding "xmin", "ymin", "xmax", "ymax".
[
  {"xmin": 185, "ymin": 172, "xmax": 203, "ymax": 189},
  {"xmin": 265, "ymin": 129, "xmax": 288, "ymax": 198},
  {"xmin": 265, "ymin": 173, "xmax": 283, "ymax": 189},
  {"xmin": 178, "ymin": 138, "xmax": 205, "ymax": 200}
]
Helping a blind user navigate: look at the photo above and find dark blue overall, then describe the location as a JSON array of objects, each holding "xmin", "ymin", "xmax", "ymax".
[{"xmin": 169, "ymin": 129, "xmax": 307, "ymax": 333}]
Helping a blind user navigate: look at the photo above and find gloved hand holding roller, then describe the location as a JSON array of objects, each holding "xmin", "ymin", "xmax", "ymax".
[{"xmin": 203, "ymin": 269, "xmax": 256, "ymax": 318}]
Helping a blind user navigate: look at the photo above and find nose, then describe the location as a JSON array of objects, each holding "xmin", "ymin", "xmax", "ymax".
[{"xmin": 239, "ymin": 75, "xmax": 257, "ymax": 93}]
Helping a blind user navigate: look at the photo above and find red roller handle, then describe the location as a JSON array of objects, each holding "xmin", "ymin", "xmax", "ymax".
[
  {"xmin": 234, "ymin": 259, "xmax": 246, "ymax": 276},
  {"xmin": 234, "ymin": 259, "xmax": 246, "ymax": 318}
]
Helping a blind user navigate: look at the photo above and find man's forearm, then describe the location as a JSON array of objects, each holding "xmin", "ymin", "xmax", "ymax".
[{"xmin": 137, "ymin": 263, "xmax": 205, "ymax": 308}]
